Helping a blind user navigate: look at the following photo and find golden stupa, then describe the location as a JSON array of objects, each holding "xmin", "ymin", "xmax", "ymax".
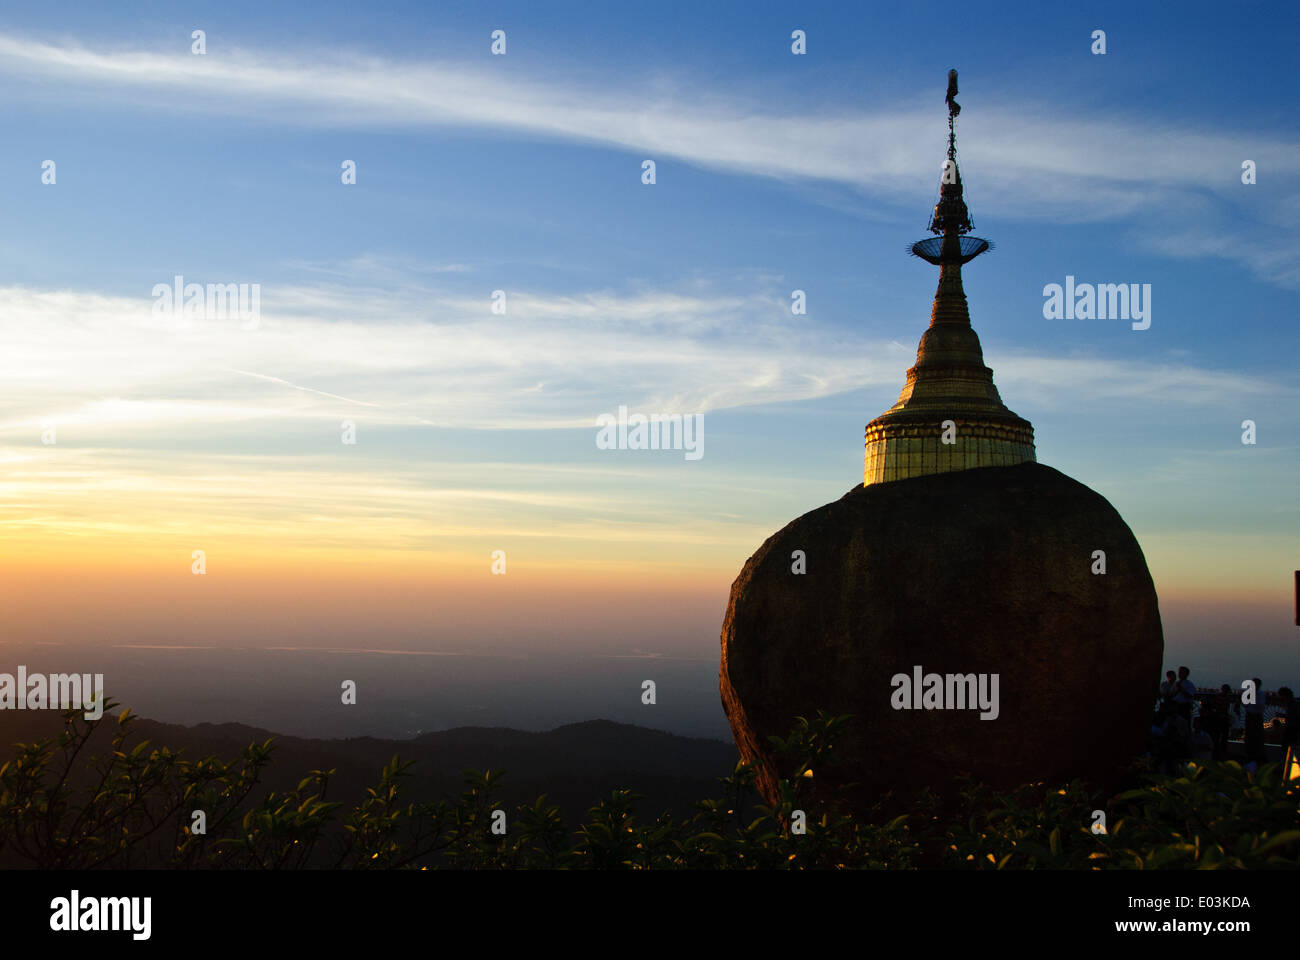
[{"xmin": 863, "ymin": 70, "xmax": 1035, "ymax": 485}]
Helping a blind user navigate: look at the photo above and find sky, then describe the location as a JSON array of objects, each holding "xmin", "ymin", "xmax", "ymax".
[{"xmin": 0, "ymin": 1, "xmax": 1297, "ymax": 735}]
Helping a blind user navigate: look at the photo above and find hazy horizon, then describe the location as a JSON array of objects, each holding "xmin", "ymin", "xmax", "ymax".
[{"xmin": 1, "ymin": 616, "xmax": 1293, "ymax": 743}]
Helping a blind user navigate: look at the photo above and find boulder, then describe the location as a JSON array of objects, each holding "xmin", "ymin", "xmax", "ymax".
[{"xmin": 719, "ymin": 461, "xmax": 1163, "ymax": 813}]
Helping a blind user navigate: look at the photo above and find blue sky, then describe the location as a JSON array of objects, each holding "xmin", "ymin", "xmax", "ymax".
[{"xmin": 0, "ymin": 1, "xmax": 1297, "ymax": 711}]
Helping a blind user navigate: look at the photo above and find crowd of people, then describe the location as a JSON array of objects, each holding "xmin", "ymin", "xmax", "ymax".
[{"xmin": 1149, "ymin": 666, "xmax": 1297, "ymax": 774}]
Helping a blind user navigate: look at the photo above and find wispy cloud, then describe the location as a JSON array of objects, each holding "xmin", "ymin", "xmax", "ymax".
[
  {"xmin": 6, "ymin": 269, "xmax": 1290, "ymax": 558},
  {"xmin": 0, "ymin": 282, "xmax": 1286, "ymax": 444},
  {"xmin": 0, "ymin": 32, "xmax": 1293, "ymax": 231}
]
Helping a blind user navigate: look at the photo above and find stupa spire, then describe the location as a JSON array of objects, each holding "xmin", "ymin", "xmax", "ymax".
[{"xmin": 863, "ymin": 70, "xmax": 1036, "ymax": 486}]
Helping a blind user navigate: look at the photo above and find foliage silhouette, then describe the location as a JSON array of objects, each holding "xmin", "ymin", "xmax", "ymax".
[{"xmin": 2, "ymin": 703, "xmax": 1296, "ymax": 869}]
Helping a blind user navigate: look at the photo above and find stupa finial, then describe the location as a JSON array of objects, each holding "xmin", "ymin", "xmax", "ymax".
[
  {"xmin": 927, "ymin": 69, "xmax": 976, "ymax": 241},
  {"xmin": 911, "ymin": 70, "xmax": 987, "ymax": 263},
  {"xmin": 945, "ymin": 68, "xmax": 960, "ymax": 158}
]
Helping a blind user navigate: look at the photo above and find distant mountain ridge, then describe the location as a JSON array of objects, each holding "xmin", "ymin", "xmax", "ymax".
[{"xmin": 0, "ymin": 711, "xmax": 739, "ymax": 826}]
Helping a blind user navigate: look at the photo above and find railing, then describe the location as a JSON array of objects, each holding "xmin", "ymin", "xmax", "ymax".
[{"xmin": 1165, "ymin": 690, "xmax": 1289, "ymax": 737}]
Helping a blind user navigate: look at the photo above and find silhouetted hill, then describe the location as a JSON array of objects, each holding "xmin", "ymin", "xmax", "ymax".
[{"xmin": 0, "ymin": 711, "xmax": 738, "ymax": 826}]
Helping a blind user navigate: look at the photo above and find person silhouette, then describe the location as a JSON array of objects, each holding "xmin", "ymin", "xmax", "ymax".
[
  {"xmin": 1279, "ymin": 687, "xmax": 1297, "ymax": 751},
  {"xmin": 1174, "ymin": 666, "xmax": 1196, "ymax": 721},
  {"xmin": 1222, "ymin": 683, "xmax": 1243, "ymax": 728},
  {"xmin": 1189, "ymin": 718, "xmax": 1214, "ymax": 762},
  {"xmin": 1245, "ymin": 677, "xmax": 1266, "ymax": 765},
  {"xmin": 1159, "ymin": 670, "xmax": 1177, "ymax": 706},
  {"xmin": 1208, "ymin": 684, "xmax": 1233, "ymax": 760}
]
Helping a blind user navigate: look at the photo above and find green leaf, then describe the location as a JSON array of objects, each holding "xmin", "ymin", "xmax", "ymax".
[{"xmin": 1259, "ymin": 830, "xmax": 1300, "ymax": 853}]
